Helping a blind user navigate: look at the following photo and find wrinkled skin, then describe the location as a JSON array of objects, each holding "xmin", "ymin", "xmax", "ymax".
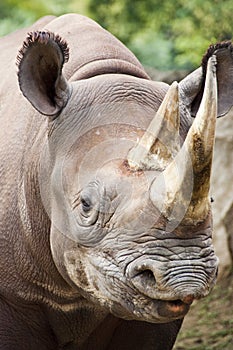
[{"xmin": 0, "ymin": 13, "xmax": 232, "ymax": 350}]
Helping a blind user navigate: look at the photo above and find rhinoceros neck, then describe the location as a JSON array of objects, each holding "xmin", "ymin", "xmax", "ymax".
[{"xmin": 45, "ymin": 14, "xmax": 150, "ymax": 81}]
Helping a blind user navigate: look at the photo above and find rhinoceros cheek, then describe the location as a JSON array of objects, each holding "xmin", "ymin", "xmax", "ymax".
[
  {"xmin": 64, "ymin": 250, "xmax": 94, "ymax": 292},
  {"xmin": 63, "ymin": 250, "xmax": 118, "ymax": 307}
]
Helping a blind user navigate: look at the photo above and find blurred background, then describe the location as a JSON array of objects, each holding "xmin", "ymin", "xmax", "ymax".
[{"xmin": 1, "ymin": 1, "xmax": 233, "ymax": 349}]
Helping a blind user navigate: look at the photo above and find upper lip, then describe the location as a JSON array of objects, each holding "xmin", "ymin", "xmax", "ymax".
[{"xmin": 180, "ymin": 295, "xmax": 195, "ymax": 305}]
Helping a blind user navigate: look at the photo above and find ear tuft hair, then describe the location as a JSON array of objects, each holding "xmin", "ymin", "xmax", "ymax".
[
  {"xmin": 202, "ymin": 41, "xmax": 233, "ymax": 78},
  {"xmin": 16, "ymin": 31, "xmax": 69, "ymax": 68}
]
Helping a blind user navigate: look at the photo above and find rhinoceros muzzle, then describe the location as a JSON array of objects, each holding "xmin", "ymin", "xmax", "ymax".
[
  {"xmin": 126, "ymin": 253, "xmax": 217, "ymax": 319},
  {"xmin": 127, "ymin": 253, "xmax": 217, "ymax": 292}
]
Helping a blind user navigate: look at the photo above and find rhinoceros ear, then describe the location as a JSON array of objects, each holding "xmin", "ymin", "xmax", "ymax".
[
  {"xmin": 179, "ymin": 41, "xmax": 233, "ymax": 118},
  {"xmin": 17, "ymin": 31, "xmax": 70, "ymax": 117}
]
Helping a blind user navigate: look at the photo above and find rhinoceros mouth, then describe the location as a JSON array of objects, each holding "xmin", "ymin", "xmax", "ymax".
[
  {"xmin": 123, "ymin": 296, "xmax": 192, "ymax": 322},
  {"xmin": 157, "ymin": 299, "xmax": 192, "ymax": 318}
]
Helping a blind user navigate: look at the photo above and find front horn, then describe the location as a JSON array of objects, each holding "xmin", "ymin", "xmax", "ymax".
[{"xmin": 150, "ymin": 55, "xmax": 218, "ymax": 225}]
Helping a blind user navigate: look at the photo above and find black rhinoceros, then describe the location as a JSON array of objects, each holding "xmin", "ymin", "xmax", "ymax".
[{"xmin": 0, "ymin": 13, "xmax": 232, "ymax": 350}]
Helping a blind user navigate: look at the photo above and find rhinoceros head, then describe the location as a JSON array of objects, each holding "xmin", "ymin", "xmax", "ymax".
[{"xmin": 16, "ymin": 31, "xmax": 226, "ymax": 323}]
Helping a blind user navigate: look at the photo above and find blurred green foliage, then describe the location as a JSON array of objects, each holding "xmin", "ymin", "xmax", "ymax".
[
  {"xmin": 0, "ymin": 0, "xmax": 232, "ymax": 70},
  {"xmin": 89, "ymin": 0, "xmax": 233, "ymax": 69},
  {"xmin": 0, "ymin": 0, "xmax": 87, "ymax": 36}
]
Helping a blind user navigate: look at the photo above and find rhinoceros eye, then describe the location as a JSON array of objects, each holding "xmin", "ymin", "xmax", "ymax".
[
  {"xmin": 76, "ymin": 184, "xmax": 100, "ymax": 226},
  {"xmin": 81, "ymin": 196, "xmax": 92, "ymax": 213}
]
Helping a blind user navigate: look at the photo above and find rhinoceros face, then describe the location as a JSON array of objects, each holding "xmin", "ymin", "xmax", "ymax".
[
  {"xmin": 17, "ymin": 31, "xmax": 219, "ymax": 323},
  {"xmin": 49, "ymin": 154, "xmax": 218, "ymax": 323}
]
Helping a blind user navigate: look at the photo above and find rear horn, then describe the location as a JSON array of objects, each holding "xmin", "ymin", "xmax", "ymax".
[{"xmin": 127, "ymin": 81, "xmax": 181, "ymax": 171}]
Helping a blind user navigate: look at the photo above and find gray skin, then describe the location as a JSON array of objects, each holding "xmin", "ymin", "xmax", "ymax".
[{"xmin": 0, "ymin": 13, "xmax": 232, "ymax": 350}]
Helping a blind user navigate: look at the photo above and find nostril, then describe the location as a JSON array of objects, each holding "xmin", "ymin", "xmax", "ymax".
[
  {"xmin": 127, "ymin": 260, "xmax": 163, "ymax": 298},
  {"xmin": 134, "ymin": 268, "xmax": 157, "ymax": 287},
  {"xmin": 138, "ymin": 269, "xmax": 155, "ymax": 280}
]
